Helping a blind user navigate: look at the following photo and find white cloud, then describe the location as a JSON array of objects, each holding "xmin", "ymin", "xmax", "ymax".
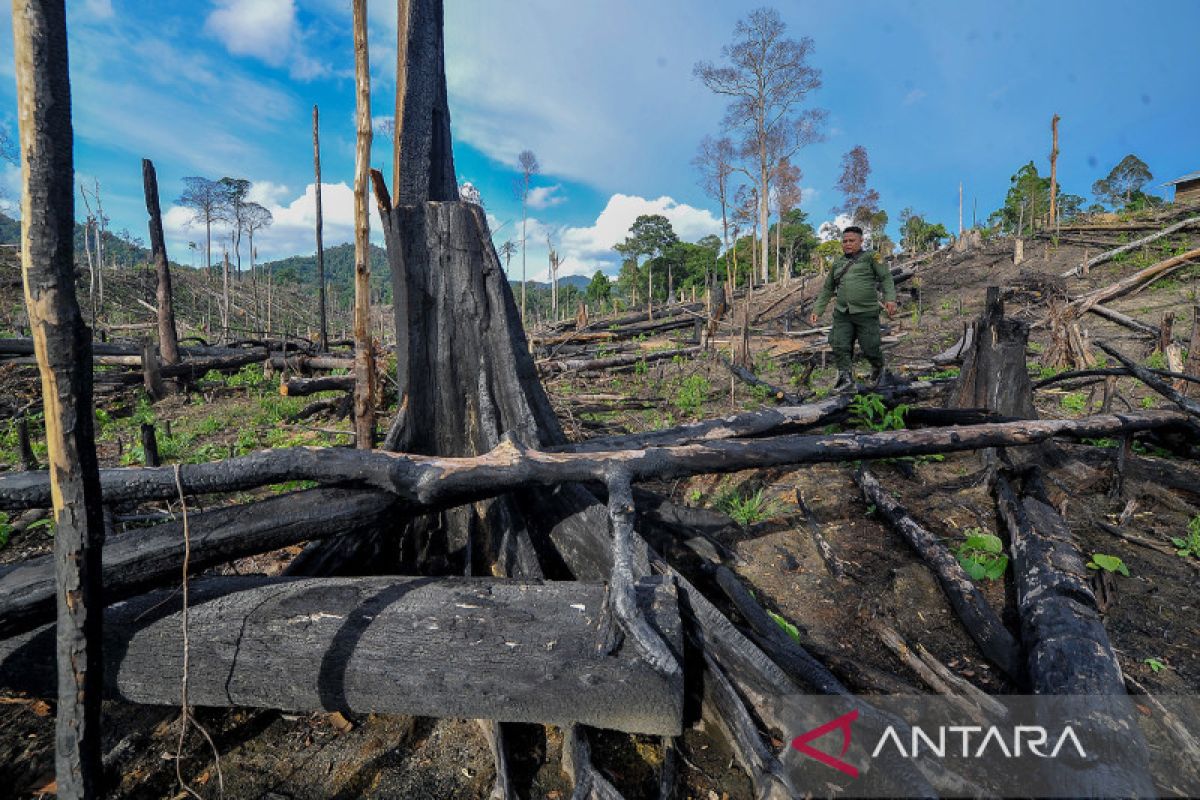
[
  {"xmin": 81, "ymin": 0, "xmax": 115, "ymax": 19},
  {"xmin": 818, "ymin": 213, "xmax": 854, "ymax": 241},
  {"xmin": 247, "ymin": 181, "xmax": 292, "ymax": 206},
  {"xmin": 204, "ymin": 0, "xmax": 330, "ymax": 80},
  {"xmin": 526, "ymin": 184, "xmax": 566, "ymax": 210}
]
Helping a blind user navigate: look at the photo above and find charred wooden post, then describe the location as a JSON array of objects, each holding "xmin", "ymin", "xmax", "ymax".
[
  {"xmin": 139, "ymin": 423, "xmax": 159, "ymax": 468},
  {"xmin": 948, "ymin": 286, "xmax": 1036, "ymax": 417},
  {"xmin": 141, "ymin": 158, "xmax": 179, "ymax": 367},
  {"xmin": 0, "ymin": 576, "xmax": 684, "ymax": 736},
  {"xmin": 352, "ymin": 0, "xmax": 376, "ymax": 449},
  {"xmin": 17, "ymin": 415, "xmax": 38, "ymax": 471},
  {"xmin": 13, "ymin": 0, "xmax": 107, "ymax": 793},
  {"xmin": 993, "ymin": 471, "xmax": 1155, "ymax": 797},
  {"xmin": 1185, "ymin": 305, "xmax": 1200, "ymax": 397}
]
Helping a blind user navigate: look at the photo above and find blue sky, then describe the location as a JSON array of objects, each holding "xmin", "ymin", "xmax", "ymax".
[{"xmin": 1, "ymin": 1, "xmax": 1197, "ymax": 282}]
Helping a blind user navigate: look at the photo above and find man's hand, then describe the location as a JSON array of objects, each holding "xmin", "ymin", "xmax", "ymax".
[
  {"xmin": 884, "ymin": 301, "xmax": 898, "ymax": 318},
  {"xmin": 808, "ymin": 312, "xmax": 819, "ymax": 325}
]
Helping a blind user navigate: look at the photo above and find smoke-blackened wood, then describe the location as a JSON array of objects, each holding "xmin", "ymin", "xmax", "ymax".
[
  {"xmin": 280, "ymin": 374, "xmax": 354, "ymax": 396},
  {"xmin": 854, "ymin": 468, "xmax": 1021, "ymax": 680},
  {"xmin": 0, "ymin": 410, "xmax": 1187, "ymax": 511},
  {"xmin": 392, "ymin": 0, "xmax": 457, "ymax": 205},
  {"xmin": 1033, "ymin": 365, "xmax": 1200, "ymax": 390},
  {"xmin": 141, "ymin": 158, "xmax": 179, "ymax": 366},
  {"xmin": 140, "ymin": 339, "xmax": 164, "ymax": 400},
  {"xmin": 537, "ymin": 347, "xmax": 700, "ymax": 376},
  {"xmin": 992, "ymin": 472, "xmax": 1155, "ymax": 798},
  {"xmin": 721, "ymin": 355, "xmax": 805, "ymax": 404},
  {"xmin": 0, "ymin": 575, "xmax": 684, "ymax": 735},
  {"xmin": 1086, "ymin": 303, "xmax": 1159, "ymax": 337},
  {"xmin": 13, "ymin": 0, "xmax": 107, "ymax": 793},
  {"xmin": 948, "ymin": 287, "xmax": 1036, "ymax": 417},
  {"xmin": 562, "ymin": 724, "xmax": 625, "ymax": 800},
  {"xmin": 1097, "ymin": 340, "xmax": 1200, "ymax": 420},
  {"xmin": 17, "ymin": 416, "xmax": 38, "ymax": 471},
  {"xmin": 0, "ymin": 488, "xmax": 397, "ymax": 638},
  {"xmin": 138, "ymin": 423, "xmax": 159, "ymax": 467}
]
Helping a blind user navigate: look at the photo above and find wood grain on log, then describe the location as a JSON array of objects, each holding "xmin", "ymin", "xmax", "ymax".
[{"xmin": 0, "ymin": 575, "xmax": 684, "ymax": 735}]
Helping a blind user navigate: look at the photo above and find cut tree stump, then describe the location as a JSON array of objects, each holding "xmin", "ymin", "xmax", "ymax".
[
  {"xmin": 0, "ymin": 575, "xmax": 685, "ymax": 735},
  {"xmin": 948, "ymin": 286, "xmax": 1036, "ymax": 417}
]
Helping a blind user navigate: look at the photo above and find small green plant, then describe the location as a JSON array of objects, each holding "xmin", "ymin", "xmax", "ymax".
[
  {"xmin": 0, "ymin": 511, "xmax": 11, "ymax": 550},
  {"xmin": 1081, "ymin": 437, "xmax": 1118, "ymax": 448},
  {"xmin": 1170, "ymin": 516, "xmax": 1200, "ymax": 559},
  {"xmin": 928, "ymin": 367, "xmax": 960, "ymax": 380},
  {"xmin": 26, "ymin": 517, "xmax": 54, "ymax": 536},
  {"xmin": 750, "ymin": 383, "xmax": 772, "ymax": 403},
  {"xmin": 1028, "ymin": 341, "xmax": 1045, "ymax": 354},
  {"xmin": 1140, "ymin": 395, "xmax": 1156, "ymax": 409},
  {"xmin": 1145, "ymin": 350, "xmax": 1168, "ymax": 371},
  {"xmin": 954, "ymin": 529, "xmax": 1008, "ymax": 581},
  {"xmin": 1143, "ymin": 657, "xmax": 1166, "ymax": 673},
  {"xmin": 674, "ymin": 375, "xmax": 710, "ymax": 416},
  {"xmin": 849, "ymin": 393, "xmax": 908, "ymax": 431},
  {"xmin": 1060, "ymin": 392, "xmax": 1087, "ymax": 413},
  {"xmin": 687, "ymin": 488, "xmax": 703, "ymax": 504},
  {"xmin": 633, "ymin": 358, "xmax": 648, "ymax": 376},
  {"xmin": 1087, "ymin": 553, "xmax": 1130, "ymax": 576},
  {"xmin": 716, "ymin": 487, "xmax": 782, "ymax": 526},
  {"xmin": 1035, "ymin": 363, "xmax": 1063, "ymax": 380}
]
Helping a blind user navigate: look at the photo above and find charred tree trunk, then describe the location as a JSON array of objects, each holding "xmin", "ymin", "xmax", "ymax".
[
  {"xmin": 280, "ymin": 374, "xmax": 354, "ymax": 396},
  {"xmin": 993, "ymin": 472, "xmax": 1155, "ymax": 798},
  {"xmin": 0, "ymin": 575, "xmax": 683, "ymax": 735},
  {"xmin": 142, "ymin": 158, "xmax": 179, "ymax": 367},
  {"xmin": 948, "ymin": 286, "xmax": 1036, "ymax": 417},
  {"xmin": 13, "ymin": 0, "xmax": 107, "ymax": 793}
]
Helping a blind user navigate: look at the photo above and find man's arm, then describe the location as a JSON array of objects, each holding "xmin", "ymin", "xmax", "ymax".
[
  {"xmin": 812, "ymin": 268, "xmax": 836, "ymax": 318},
  {"xmin": 876, "ymin": 259, "xmax": 897, "ymax": 303}
]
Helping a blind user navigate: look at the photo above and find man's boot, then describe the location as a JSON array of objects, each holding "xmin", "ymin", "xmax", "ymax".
[
  {"xmin": 868, "ymin": 365, "xmax": 887, "ymax": 387},
  {"xmin": 834, "ymin": 371, "xmax": 855, "ymax": 392}
]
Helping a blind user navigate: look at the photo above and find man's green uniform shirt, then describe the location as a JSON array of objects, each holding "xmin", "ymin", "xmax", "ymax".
[{"xmin": 813, "ymin": 251, "xmax": 897, "ymax": 316}]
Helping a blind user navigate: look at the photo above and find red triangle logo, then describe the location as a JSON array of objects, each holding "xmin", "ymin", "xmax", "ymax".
[{"xmin": 791, "ymin": 708, "xmax": 860, "ymax": 778}]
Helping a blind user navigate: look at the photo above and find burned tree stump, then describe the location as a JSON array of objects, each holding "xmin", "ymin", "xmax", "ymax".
[{"xmin": 948, "ymin": 286, "xmax": 1036, "ymax": 417}]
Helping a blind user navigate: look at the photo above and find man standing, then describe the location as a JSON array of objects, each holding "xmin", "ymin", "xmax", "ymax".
[{"xmin": 808, "ymin": 226, "xmax": 897, "ymax": 390}]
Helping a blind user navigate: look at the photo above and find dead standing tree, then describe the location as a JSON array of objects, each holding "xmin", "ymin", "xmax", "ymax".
[
  {"xmin": 352, "ymin": 0, "xmax": 376, "ymax": 449},
  {"xmin": 313, "ymin": 104, "xmax": 328, "ymax": 351},
  {"xmin": 142, "ymin": 158, "xmax": 180, "ymax": 369},
  {"xmin": 13, "ymin": 0, "xmax": 107, "ymax": 795}
]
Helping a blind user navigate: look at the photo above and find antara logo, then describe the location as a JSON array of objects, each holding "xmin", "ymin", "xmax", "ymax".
[
  {"xmin": 870, "ymin": 725, "xmax": 1087, "ymax": 759},
  {"xmin": 791, "ymin": 709, "xmax": 860, "ymax": 778}
]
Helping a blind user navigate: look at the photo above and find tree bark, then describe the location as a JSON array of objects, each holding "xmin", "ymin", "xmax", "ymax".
[
  {"xmin": 0, "ymin": 409, "xmax": 1186, "ymax": 512},
  {"xmin": 12, "ymin": 0, "xmax": 106, "ymax": 793},
  {"xmin": 0, "ymin": 488, "xmax": 399, "ymax": 638},
  {"xmin": 352, "ymin": 0, "xmax": 375, "ymax": 450},
  {"xmin": 993, "ymin": 473, "xmax": 1155, "ymax": 798},
  {"xmin": 948, "ymin": 287, "xmax": 1036, "ymax": 417},
  {"xmin": 0, "ymin": 575, "xmax": 684, "ymax": 736},
  {"xmin": 140, "ymin": 339, "xmax": 164, "ymax": 400},
  {"xmin": 142, "ymin": 158, "xmax": 179, "ymax": 366},
  {"xmin": 280, "ymin": 374, "xmax": 354, "ymax": 396},
  {"xmin": 313, "ymin": 104, "xmax": 328, "ymax": 352}
]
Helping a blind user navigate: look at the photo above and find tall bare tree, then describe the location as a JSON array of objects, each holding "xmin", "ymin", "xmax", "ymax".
[
  {"xmin": 142, "ymin": 158, "xmax": 179, "ymax": 366},
  {"xmin": 834, "ymin": 145, "xmax": 880, "ymax": 224},
  {"xmin": 1049, "ymin": 114, "xmax": 1060, "ymax": 226},
  {"xmin": 177, "ymin": 176, "xmax": 224, "ymax": 285},
  {"xmin": 515, "ymin": 149, "xmax": 539, "ymax": 323},
  {"xmin": 352, "ymin": 0, "xmax": 375, "ymax": 448},
  {"xmin": 693, "ymin": 135, "xmax": 736, "ymax": 290},
  {"xmin": 772, "ymin": 156, "xmax": 802, "ymax": 280},
  {"xmin": 244, "ymin": 201, "xmax": 273, "ymax": 331},
  {"xmin": 312, "ymin": 104, "xmax": 328, "ymax": 350},
  {"xmin": 695, "ymin": 8, "xmax": 824, "ymax": 291},
  {"xmin": 218, "ymin": 176, "xmax": 250, "ymax": 279},
  {"xmin": 14, "ymin": 1, "xmax": 106, "ymax": 795}
]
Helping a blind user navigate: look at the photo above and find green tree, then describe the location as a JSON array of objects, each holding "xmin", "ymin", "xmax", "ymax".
[
  {"xmin": 586, "ymin": 270, "xmax": 611, "ymax": 304},
  {"xmin": 899, "ymin": 209, "xmax": 949, "ymax": 253},
  {"xmin": 615, "ymin": 214, "xmax": 679, "ymax": 307},
  {"xmin": 1092, "ymin": 154, "xmax": 1153, "ymax": 209},
  {"xmin": 991, "ymin": 162, "xmax": 1052, "ymax": 235}
]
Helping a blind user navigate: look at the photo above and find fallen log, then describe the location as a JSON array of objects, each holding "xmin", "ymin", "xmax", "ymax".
[
  {"xmin": 536, "ymin": 346, "xmax": 699, "ymax": 376},
  {"xmin": 1062, "ymin": 215, "xmax": 1200, "ymax": 277},
  {"xmin": 1033, "ymin": 365, "xmax": 1200, "ymax": 390},
  {"xmin": 0, "ymin": 410, "xmax": 1187, "ymax": 511},
  {"xmin": 992, "ymin": 472, "xmax": 1155, "ymax": 798},
  {"xmin": 1097, "ymin": 340, "xmax": 1200, "ymax": 420},
  {"xmin": 0, "ymin": 488, "xmax": 399, "ymax": 638},
  {"xmin": 0, "ymin": 575, "xmax": 685, "ymax": 735},
  {"xmin": 854, "ymin": 467, "xmax": 1021, "ymax": 680},
  {"xmin": 720, "ymin": 355, "xmax": 805, "ymax": 404},
  {"xmin": 280, "ymin": 374, "xmax": 355, "ymax": 396},
  {"xmin": 1069, "ymin": 246, "xmax": 1200, "ymax": 314}
]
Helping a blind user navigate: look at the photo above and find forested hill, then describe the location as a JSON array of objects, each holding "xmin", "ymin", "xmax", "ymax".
[
  {"xmin": 263, "ymin": 242, "xmax": 390, "ymax": 294},
  {"xmin": 0, "ymin": 211, "xmax": 182, "ymax": 269}
]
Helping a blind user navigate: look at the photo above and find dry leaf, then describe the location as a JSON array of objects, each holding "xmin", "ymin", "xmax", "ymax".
[
  {"xmin": 328, "ymin": 711, "xmax": 353, "ymax": 733},
  {"xmin": 33, "ymin": 778, "xmax": 56, "ymax": 796}
]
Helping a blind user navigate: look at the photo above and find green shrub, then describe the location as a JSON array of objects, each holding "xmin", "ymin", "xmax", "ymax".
[
  {"xmin": 1145, "ymin": 350, "xmax": 1168, "ymax": 371},
  {"xmin": 1060, "ymin": 392, "xmax": 1087, "ymax": 413},
  {"xmin": 954, "ymin": 529, "xmax": 1008, "ymax": 581},
  {"xmin": 1171, "ymin": 516, "xmax": 1200, "ymax": 559},
  {"xmin": 715, "ymin": 487, "xmax": 782, "ymax": 526},
  {"xmin": 849, "ymin": 393, "xmax": 908, "ymax": 431},
  {"xmin": 674, "ymin": 374, "xmax": 710, "ymax": 416}
]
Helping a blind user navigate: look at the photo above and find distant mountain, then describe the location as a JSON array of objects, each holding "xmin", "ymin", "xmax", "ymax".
[
  {"xmin": 0, "ymin": 211, "xmax": 183, "ymax": 269},
  {"xmin": 262, "ymin": 242, "xmax": 391, "ymax": 299}
]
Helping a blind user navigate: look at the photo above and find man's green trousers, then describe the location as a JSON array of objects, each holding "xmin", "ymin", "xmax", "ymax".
[{"xmin": 829, "ymin": 308, "xmax": 884, "ymax": 374}]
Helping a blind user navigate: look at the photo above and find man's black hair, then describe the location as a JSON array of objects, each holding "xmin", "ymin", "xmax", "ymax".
[{"xmin": 843, "ymin": 226, "xmax": 864, "ymax": 236}]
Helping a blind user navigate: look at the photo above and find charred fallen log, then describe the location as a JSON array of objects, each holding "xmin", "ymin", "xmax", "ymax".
[
  {"xmin": 1097, "ymin": 340, "xmax": 1200, "ymax": 420},
  {"xmin": 0, "ymin": 575, "xmax": 684, "ymax": 736},
  {"xmin": 993, "ymin": 472, "xmax": 1155, "ymax": 798},
  {"xmin": 854, "ymin": 468, "xmax": 1021, "ymax": 680},
  {"xmin": 537, "ymin": 347, "xmax": 700, "ymax": 376},
  {"xmin": 0, "ymin": 488, "xmax": 398, "ymax": 638},
  {"xmin": 280, "ymin": 375, "xmax": 355, "ymax": 396},
  {"xmin": 0, "ymin": 410, "xmax": 1187, "ymax": 511}
]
